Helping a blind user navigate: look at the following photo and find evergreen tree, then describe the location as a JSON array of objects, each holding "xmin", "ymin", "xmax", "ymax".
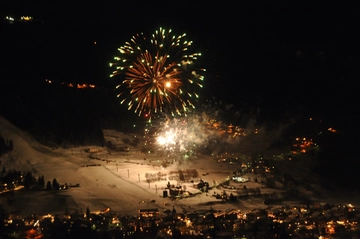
[
  {"xmin": 23, "ymin": 171, "xmax": 34, "ymax": 189},
  {"xmin": 40, "ymin": 175, "xmax": 45, "ymax": 187},
  {"xmin": 37, "ymin": 175, "xmax": 45, "ymax": 188},
  {"xmin": 52, "ymin": 178, "xmax": 60, "ymax": 190},
  {"xmin": 46, "ymin": 181, "xmax": 52, "ymax": 190},
  {"xmin": 0, "ymin": 135, "xmax": 14, "ymax": 155},
  {"xmin": 86, "ymin": 207, "xmax": 91, "ymax": 218},
  {"xmin": 229, "ymin": 193, "xmax": 237, "ymax": 202}
]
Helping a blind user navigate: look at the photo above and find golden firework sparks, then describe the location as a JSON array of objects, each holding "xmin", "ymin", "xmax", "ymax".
[{"xmin": 110, "ymin": 27, "xmax": 205, "ymax": 118}]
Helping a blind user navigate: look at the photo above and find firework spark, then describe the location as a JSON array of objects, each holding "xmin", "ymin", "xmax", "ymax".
[
  {"xmin": 150, "ymin": 113, "xmax": 223, "ymax": 157},
  {"xmin": 110, "ymin": 27, "xmax": 205, "ymax": 118}
]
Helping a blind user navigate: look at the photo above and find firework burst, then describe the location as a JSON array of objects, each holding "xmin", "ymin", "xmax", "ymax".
[{"xmin": 110, "ymin": 27, "xmax": 205, "ymax": 119}]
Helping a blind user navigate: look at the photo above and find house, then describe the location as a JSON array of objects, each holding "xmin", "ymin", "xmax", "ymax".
[{"xmin": 138, "ymin": 208, "xmax": 159, "ymax": 218}]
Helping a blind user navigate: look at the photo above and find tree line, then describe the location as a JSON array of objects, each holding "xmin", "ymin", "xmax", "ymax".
[
  {"xmin": 0, "ymin": 168, "xmax": 64, "ymax": 191},
  {"xmin": 0, "ymin": 134, "xmax": 13, "ymax": 156}
]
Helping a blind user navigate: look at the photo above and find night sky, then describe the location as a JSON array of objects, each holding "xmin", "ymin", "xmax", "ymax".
[{"xmin": 1, "ymin": 1, "xmax": 359, "ymax": 124}]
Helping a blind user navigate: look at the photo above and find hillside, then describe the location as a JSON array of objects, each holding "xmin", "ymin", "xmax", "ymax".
[{"xmin": 1, "ymin": 115, "xmax": 360, "ymax": 218}]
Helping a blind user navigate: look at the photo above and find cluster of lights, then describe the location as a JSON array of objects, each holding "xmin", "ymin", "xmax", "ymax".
[
  {"xmin": 5, "ymin": 15, "xmax": 33, "ymax": 23},
  {"xmin": 45, "ymin": 79, "xmax": 96, "ymax": 89}
]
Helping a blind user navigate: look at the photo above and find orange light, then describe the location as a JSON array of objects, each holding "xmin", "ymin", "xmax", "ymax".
[{"xmin": 328, "ymin": 127, "xmax": 337, "ymax": 133}]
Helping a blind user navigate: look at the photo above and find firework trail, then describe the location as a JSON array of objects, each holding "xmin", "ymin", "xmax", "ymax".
[{"xmin": 110, "ymin": 27, "xmax": 205, "ymax": 119}]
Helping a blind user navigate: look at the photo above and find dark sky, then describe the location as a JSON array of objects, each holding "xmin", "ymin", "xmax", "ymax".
[{"xmin": 1, "ymin": 1, "xmax": 359, "ymax": 120}]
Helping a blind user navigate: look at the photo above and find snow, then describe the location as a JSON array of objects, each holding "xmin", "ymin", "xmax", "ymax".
[{"xmin": 1, "ymin": 116, "xmax": 358, "ymax": 218}]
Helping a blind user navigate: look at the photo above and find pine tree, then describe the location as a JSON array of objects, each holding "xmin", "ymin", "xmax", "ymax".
[
  {"xmin": 37, "ymin": 175, "xmax": 45, "ymax": 188},
  {"xmin": 52, "ymin": 178, "xmax": 60, "ymax": 190},
  {"xmin": 40, "ymin": 175, "xmax": 45, "ymax": 187},
  {"xmin": 23, "ymin": 171, "xmax": 33, "ymax": 189},
  {"xmin": 86, "ymin": 207, "xmax": 91, "ymax": 218},
  {"xmin": 46, "ymin": 181, "xmax": 52, "ymax": 190}
]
